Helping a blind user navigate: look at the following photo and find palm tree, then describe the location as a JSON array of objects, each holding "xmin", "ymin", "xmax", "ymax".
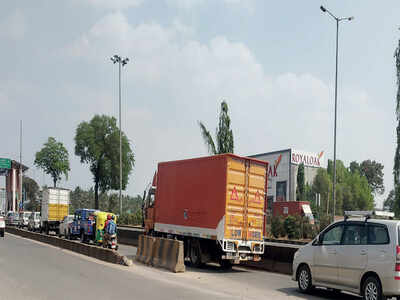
[{"xmin": 198, "ymin": 101, "xmax": 234, "ymax": 155}]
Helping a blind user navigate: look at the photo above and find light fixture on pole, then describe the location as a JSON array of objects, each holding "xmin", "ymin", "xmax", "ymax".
[
  {"xmin": 110, "ymin": 54, "xmax": 129, "ymax": 215},
  {"xmin": 320, "ymin": 5, "xmax": 353, "ymax": 222}
]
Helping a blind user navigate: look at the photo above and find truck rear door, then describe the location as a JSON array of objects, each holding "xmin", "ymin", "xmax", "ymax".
[{"xmin": 225, "ymin": 157, "xmax": 266, "ymax": 242}]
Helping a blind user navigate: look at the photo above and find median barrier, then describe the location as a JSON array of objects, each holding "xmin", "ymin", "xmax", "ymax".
[
  {"xmin": 117, "ymin": 227, "xmax": 143, "ymax": 247},
  {"xmin": 136, "ymin": 234, "xmax": 155, "ymax": 265},
  {"xmin": 5, "ymin": 227, "xmax": 131, "ymax": 266},
  {"xmin": 152, "ymin": 237, "xmax": 185, "ymax": 273},
  {"xmin": 241, "ymin": 243, "xmax": 298, "ymax": 275}
]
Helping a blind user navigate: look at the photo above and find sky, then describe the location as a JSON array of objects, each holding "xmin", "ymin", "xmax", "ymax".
[{"xmin": 1, "ymin": 0, "xmax": 399, "ymax": 208}]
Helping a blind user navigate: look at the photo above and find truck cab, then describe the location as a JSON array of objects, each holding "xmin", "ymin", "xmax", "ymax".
[{"xmin": 70, "ymin": 209, "xmax": 96, "ymax": 242}]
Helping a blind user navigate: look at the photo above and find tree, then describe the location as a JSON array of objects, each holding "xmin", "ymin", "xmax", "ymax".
[
  {"xmin": 394, "ymin": 38, "xmax": 400, "ymax": 213},
  {"xmin": 74, "ymin": 115, "xmax": 135, "ymax": 209},
  {"xmin": 34, "ymin": 137, "xmax": 70, "ymax": 187},
  {"xmin": 349, "ymin": 160, "xmax": 384, "ymax": 195},
  {"xmin": 23, "ymin": 176, "xmax": 40, "ymax": 211},
  {"xmin": 312, "ymin": 168, "xmax": 332, "ymax": 215},
  {"xmin": 296, "ymin": 163, "xmax": 305, "ymax": 201},
  {"xmin": 69, "ymin": 186, "xmax": 95, "ymax": 213},
  {"xmin": 199, "ymin": 101, "xmax": 234, "ymax": 155},
  {"xmin": 313, "ymin": 161, "xmax": 374, "ymax": 217},
  {"xmin": 384, "ymin": 189, "xmax": 395, "ymax": 212},
  {"xmin": 327, "ymin": 159, "xmax": 347, "ymax": 184},
  {"xmin": 360, "ymin": 160, "xmax": 385, "ymax": 195},
  {"xmin": 349, "ymin": 161, "xmax": 360, "ymax": 174}
]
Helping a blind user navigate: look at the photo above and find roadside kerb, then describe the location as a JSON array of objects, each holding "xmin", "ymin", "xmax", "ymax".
[{"xmin": 5, "ymin": 227, "xmax": 132, "ymax": 266}]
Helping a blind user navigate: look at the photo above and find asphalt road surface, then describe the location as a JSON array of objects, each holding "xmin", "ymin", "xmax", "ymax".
[{"xmin": 0, "ymin": 233, "xmax": 366, "ymax": 300}]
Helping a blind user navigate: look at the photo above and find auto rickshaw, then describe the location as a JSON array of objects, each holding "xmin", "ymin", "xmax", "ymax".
[{"xmin": 93, "ymin": 211, "xmax": 117, "ymax": 245}]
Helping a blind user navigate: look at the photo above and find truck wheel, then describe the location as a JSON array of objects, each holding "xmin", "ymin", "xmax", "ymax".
[
  {"xmin": 189, "ymin": 239, "xmax": 203, "ymax": 267},
  {"xmin": 220, "ymin": 260, "xmax": 233, "ymax": 270}
]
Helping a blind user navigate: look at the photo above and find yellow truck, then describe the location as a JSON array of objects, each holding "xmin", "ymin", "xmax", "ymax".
[{"xmin": 41, "ymin": 187, "xmax": 70, "ymax": 235}]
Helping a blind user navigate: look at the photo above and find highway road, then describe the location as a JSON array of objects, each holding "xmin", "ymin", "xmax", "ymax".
[{"xmin": 0, "ymin": 233, "xmax": 363, "ymax": 300}]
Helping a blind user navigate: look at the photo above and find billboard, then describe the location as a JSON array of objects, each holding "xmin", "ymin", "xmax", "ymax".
[{"xmin": 291, "ymin": 149, "xmax": 324, "ymax": 168}]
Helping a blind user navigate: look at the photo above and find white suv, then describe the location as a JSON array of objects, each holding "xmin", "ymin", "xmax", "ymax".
[{"xmin": 293, "ymin": 211, "xmax": 400, "ymax": 300}]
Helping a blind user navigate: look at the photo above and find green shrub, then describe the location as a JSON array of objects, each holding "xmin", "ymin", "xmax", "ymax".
[
  {"xmin": 302, "ymin": 221, "xmax": 317, "ymax": 239},
  {"xmin": 118, "ymin": 210, "xmax": 143, "ymax": 226},
  {"xmin": 284, "ymin": 215, "xmax": 301, "ymax": 239},
  {"xmin": 271, "ymin": 215, "xmax": 285, "ymax": 238}
]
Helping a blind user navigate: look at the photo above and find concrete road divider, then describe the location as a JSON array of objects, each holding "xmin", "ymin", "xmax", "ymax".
[
  {"xmin": 152, "ymin": 237, "xmax": 185, "ymax": 273},
  {"xmin": 136, "ymin": 235, "xmax": 185, "ymax": 273},
  {"xmin": 136, "ymin": 235, "xmax": 156, "ymax": 265},
  {"xmin": 5, "ymin": 227, "xmax": 132, "ymax": 266}
]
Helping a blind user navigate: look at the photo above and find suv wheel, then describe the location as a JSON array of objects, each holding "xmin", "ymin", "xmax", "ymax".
[
  {"xmin": 297, "ymin": 265, "xmax": 313, "ymax": 293},
  {"xmin": 363, "ymin": 276, "xmax": 384, "ymax": 300}
]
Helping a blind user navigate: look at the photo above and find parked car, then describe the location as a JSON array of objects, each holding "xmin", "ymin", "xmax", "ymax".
[
  {"xmin": 293, "ymin": 210, "xmax": 400, "ymax": 300},
  {"xmin": 28, "ymin": 212, "xmax": 41, "ymax": 232},
  {"xmin": 18, "ymin": 211, "xmax": 32, "ymax": 228},
  {"xmin": 0, "ymin": 216, "xmax": 4, "ymax": 237},
  {"xmin": 59, "ymin": 215, "xmax": 74, "ymax": 238},
  {"xmin": 6, "ymin": 211, "xmax": 19, "ymax": 226}
]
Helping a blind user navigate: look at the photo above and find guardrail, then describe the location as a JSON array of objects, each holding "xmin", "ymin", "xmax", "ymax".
[{"xmin": 264, "ymin": 238, "xmax": 308, "ymax": 246}]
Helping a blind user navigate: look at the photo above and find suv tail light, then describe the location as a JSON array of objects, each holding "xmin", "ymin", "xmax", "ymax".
[
  {"xmin": 395, "ymin": 246, "xmax": 400, "ymax": 280},
  {"xmin": 397, "ymin": 246, "xmax": 400, "ymax": 261}
]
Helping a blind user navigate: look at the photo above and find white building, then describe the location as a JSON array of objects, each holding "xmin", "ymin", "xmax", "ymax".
[{"xmin": 249, "ymin": 149, "xmax": 325, "ymax": 211}]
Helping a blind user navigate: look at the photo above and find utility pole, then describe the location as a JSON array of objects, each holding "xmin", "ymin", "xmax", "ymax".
[
  {"xmin": 320, "ymin": 6, "xmax": 353, "ymax": 222},
  {"xmin": 111, "ymin": 55, "xmax": 129, "ymax": 215},
  {"xmin": 19, "ymin": 120, "xmax": 22, "ymax": 212}
]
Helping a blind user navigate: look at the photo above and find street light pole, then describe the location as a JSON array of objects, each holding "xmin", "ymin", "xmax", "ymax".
[
  {"xmin": 320, "ymin": 6, "xmax": 353, "ymax": 222},
  {"xmin": 111, "ymin": 54, "xmax": 129, "ymax": 216}
]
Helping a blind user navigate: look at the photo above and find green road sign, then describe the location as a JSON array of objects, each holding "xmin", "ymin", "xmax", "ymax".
[{"xmin": 0, "ymin": 158, "xmax": 11, "ymax": 169}]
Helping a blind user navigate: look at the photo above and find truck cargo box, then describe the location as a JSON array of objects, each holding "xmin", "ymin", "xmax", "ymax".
[
  {"xmin": 41, "ymin": 188, "xmax": 70, "ymax": 222},
  {"xmin": 153, "ymin": 154, "xmax": 268, "ymax": 242}
]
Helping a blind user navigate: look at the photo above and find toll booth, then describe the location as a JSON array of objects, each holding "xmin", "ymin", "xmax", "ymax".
[{"xmin": 0, "ymin": 158, "xmax": 28, "ymax": 213}]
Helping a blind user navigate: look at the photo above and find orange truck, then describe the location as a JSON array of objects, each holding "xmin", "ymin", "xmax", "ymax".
[{"xmin": 143, "ymin": 154, "xmax": 268, "ymax": 267}]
